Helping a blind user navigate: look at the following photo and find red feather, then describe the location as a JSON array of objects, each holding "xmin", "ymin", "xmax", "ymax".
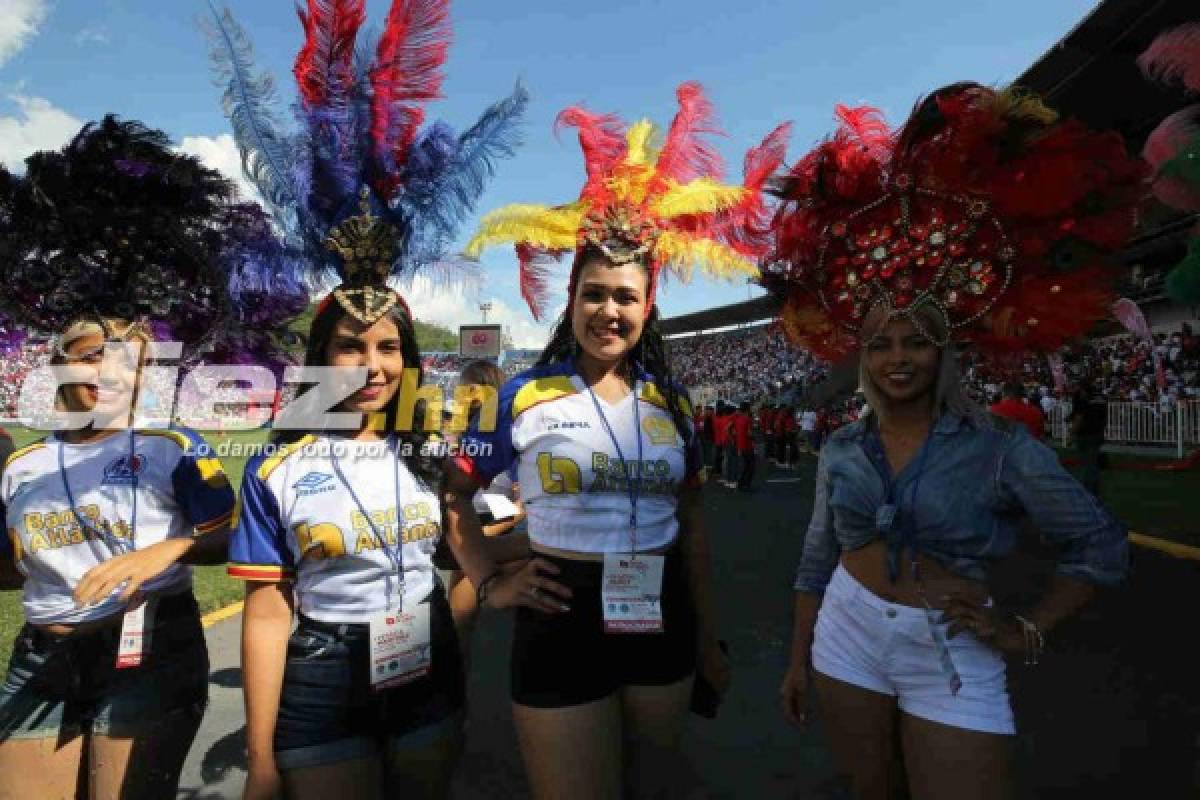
[
  {"xmin": 554, "ymin": 106, "xmax": 627, "ymax": 205},
  {"xmin": 833, "ymin": 105, "xmax": 891, "ymax": 160},
  {"xmin": 716, "ymin": 121, "xmax": 792, "ymax": 256},
  {"xmin": 655, "ymin": 82, "xmax": 725, "ymax": 186},
  {"xmin": 369, "ymin": 0, "xmax": 450, "ymax": 188},
  {"xmin": 516, "ymin": 243, "xmax": 565, "ymax": 322},
  {"xmin": 294, "ymin": 0, "xmax": 366, "ymax": 108},
  {"xmin": 1139, "ymin": 23, "xmax": 1200, "ymax": 94}
]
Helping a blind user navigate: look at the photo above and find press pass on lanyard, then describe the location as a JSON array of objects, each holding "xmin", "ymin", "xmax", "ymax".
[{"xmin": 115, "ymin": 597, "xmax": 155, "ymax": 669}]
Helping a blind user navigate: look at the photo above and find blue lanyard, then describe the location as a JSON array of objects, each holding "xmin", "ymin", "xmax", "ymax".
[
  {"xmin": 584, "ymin": 377, "xmax": 644, "ymax": 553},
  {"xmin": 58, "ymin": 430, "xmax": 138, "ymax": 555},
  {"xmin": 329, "ymin": 436, "xmax": 405, "ymax": 607}
]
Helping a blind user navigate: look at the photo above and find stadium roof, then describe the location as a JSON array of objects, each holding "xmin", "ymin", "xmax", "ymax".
[
  {"xmin": 660, "ymin": 295, "xmax": 779, "ymax": 336},
  {"xmin": 1014, "ymin": 0, "xmax": 1196, "ymax": 152},
  {"xmin": 663, "ymin": 0, "xmax": 1198, "ymax": 337}
]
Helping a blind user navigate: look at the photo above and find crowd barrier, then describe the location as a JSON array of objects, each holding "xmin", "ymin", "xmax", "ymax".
[{"xmin": 1048, "ymin": 400, "xmax": 1200, "ymax": 457}]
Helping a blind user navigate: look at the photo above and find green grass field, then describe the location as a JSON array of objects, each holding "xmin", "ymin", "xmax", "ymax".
[{"xmin": 0, "ymin": 428, "xmax": 267, "ymax": 666}]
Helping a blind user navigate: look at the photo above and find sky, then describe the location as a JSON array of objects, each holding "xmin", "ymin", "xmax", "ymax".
[{"xmin": 0, "ymin": 0, "xmax": 1099, "ymax": 347}]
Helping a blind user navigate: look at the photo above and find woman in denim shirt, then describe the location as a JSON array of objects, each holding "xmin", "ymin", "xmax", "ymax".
[
  {"xmin": 770, "ymin": 83, "xmax": 1139, "ymax": 799},
  {"xmin": 779, "ymin": 304, "xmax": 1127, "ymax": 798}
]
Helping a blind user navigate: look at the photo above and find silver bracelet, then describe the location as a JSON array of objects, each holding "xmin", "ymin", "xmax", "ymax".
[{"xmin": 1014, "ymin": 615, "xmax": 1045, "ymax": 666}]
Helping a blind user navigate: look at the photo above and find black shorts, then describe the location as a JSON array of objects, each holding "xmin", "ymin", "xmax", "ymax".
[
  {"xmin": 511, "ymin": 549, "xmax": 696, "ymax": 708},
  {"xmin": 274, "ymin": 585, "xmax": 465, "ymax": 770}
]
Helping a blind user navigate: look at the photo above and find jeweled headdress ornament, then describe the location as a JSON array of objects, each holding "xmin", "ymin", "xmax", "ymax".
[
  {"xmin": 764, "ymin": 85, "xmax": 1146, "ymax": 360},
  {"xmin": 465, "ymin": 82, "xmax": 791, "ymax": 320},
  {"xmin": 206, "ymin": 0, "xmax": 527, "ymax": 326}
]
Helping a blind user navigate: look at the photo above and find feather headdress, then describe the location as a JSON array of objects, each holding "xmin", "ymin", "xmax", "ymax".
[
  {"xmin": 466, "ymin": 82, "xmax": 790, "ymax": 320},
  {"xmin": 1139, "ymin": 22, "xmax": 1200, "ymax": 305},
  {"xmin": 764, "ymin": 84, "xmax": 1146, "ymax": 360},
  {"xmin": 206, "ymin": 0, "xmax": 527, "ymax": 325},
  {"xmin": 0, "ymin": 115, "xmax": 304, "ymax": 370}
]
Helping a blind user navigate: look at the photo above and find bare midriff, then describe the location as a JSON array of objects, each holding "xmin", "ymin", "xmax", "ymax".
[{"xmin": 841, "ymin": 539, "xmax": 989, "ymax": 609}]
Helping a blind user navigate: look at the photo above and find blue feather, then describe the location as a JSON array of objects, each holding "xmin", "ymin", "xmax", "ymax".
[
  {"xmin": 400, "ymin": 81, "xmax": 529, "ymax": 268},
  {"xmin": 205, "ymin": 5, "xmax": 303, "ymax": 236}
]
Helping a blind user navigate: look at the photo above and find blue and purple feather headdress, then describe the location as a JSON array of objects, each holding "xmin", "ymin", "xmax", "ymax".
[{"xmin": 205, "ymin": 0, "xmax": 528, "ymax": 324}]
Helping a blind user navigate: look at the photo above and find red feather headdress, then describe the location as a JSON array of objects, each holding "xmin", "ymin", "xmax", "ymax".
[{"xmin": 765, "ymin": 85, "xmax": 1146, "ymax": 360}]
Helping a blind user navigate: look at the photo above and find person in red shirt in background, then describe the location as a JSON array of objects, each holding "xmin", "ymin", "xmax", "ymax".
[
  {"xmin": 732, "ymin": 401, "xmax": 755, "ymax": 491},
  {"xmin": 696, "ymin": 404, "xmax": 715, "ymax": 471},
  {"xmin": 990, "ymin": 381, "xmax": 1045, "ymax": 438},
  {"xmin": 711, "ymin": 401, "xmax": 730, "ymax": 480},
  {"xmin": 776, "ymin": 404, "xmax": 798, "ymax": 468},
  {"xmin": 759, "ymin": 404, "xmax": 776, "ymax": 466}
]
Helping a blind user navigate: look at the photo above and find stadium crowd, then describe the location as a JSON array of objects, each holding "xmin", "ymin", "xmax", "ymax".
[
  {"xmin": 668, "ymin": 326, "xmax": 829, "ymax": 401},
  {"xmin": 1, "ymin": 323, "xmax": 1196, "ymax": 420}
]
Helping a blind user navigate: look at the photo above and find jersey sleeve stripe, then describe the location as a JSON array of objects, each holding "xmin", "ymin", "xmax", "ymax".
[
  {"xmin": 137, "ymin": 429, "xmax": 193, "ymax": 451},
  {"xmin": 228, "ymin": 563, "xmax": 294, "ymax": 581},
  {"xmin": 256, "ymin": 435, "xmax": 317, "ymax": 482},
  {"xmin": 451, "ymin": 454, "xmax": 484, "ymax": 487},
  {"xmin": 639, "ymin": 382, "xmax": 693, "ymax": 416},
  {"xmin": 194, "ymin": 509, "xmax": 234, "ymax": 535},
  {"xmin": 4, "ymin": 441, "xmax": 46, "ymax": 471}
]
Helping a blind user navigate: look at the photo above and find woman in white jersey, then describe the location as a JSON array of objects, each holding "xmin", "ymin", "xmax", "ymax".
[
  {"xmin": 0, "ymin": 118, "xmax": 245, "ymax": 798},
  {"xmin": 230, "ymin": 296, "xmax": 469, "ymax": 799},
  {"xmin": 444, "ymin": 87, "xmax": 787, "ymax": 797},
  {"xmin": 210, "ymin": 2, "xmax": 528, "ymax": 795}
]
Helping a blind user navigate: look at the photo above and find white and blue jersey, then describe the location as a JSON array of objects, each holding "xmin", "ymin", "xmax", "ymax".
[
  {"xmin": 456, "ymin": 361, "xmax": 702, "ymax": 554},
  {"xmin": 228, "ymin": 435, "xmax": 442, "ymax": 623},
  {"xmin": 1, "ymin": 427, "xmax": 235, "ymax": 625}
]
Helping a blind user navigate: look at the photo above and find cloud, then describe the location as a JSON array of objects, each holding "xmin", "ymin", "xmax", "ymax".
[
  {"xmin": 402, "ymin": 275, "xmax": 554, "ymax": 349},
  {"xmin": 73, "ymin": 25, "xmax": 111, "ymax": 46},
  {"xmin": 177, "ymin": 133, "xmax": 262, "ymax": 203},
  {"xmin": 0, "ymin": 94, "xmax": 81, "ymax": 170},
  {"xmin": 0, "ymin": 0, "xmax": 48, "ymax": 67}
]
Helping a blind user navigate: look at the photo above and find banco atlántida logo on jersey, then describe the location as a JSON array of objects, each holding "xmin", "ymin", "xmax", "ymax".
[
  {"xmin": 294, "ymin": 472, "xmax": 337, "ymax": 497},
  {"xmin": 641, "ymin": 416, "xmax": 679, "ymax": 446},
  {"xmin": 101, "ymin": 454, "xmax": 146, "ymax": 486}
]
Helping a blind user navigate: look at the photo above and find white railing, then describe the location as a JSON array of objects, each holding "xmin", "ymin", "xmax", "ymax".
[{"xmin": 1048, "ymin": 400, "xmax": 1200, "ymax": 457}]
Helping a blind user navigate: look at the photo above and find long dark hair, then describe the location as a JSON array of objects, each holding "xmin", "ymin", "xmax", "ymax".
[
  {"xmin": 274, "ymin": 298, "xmax": 439, "ymax": 487},
  {"xmin": 536, "ymin": 245, "xmax": 691, "ymax": 440}
]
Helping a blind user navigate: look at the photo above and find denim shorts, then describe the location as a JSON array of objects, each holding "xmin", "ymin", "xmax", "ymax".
[
  {"xmin": 0, "ymin": 591, "xmax": 209, "ymax": 740},
  {"xmin": 274, "ymin": 585, "xmax": 465, "ymax": 771}
]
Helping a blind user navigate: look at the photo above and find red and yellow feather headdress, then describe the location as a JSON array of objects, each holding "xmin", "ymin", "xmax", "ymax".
[{"xmin": 466, "ymin": 82, "xmax": 790, "ymax": 319}]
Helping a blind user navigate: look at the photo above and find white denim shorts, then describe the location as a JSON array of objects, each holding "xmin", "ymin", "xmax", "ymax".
[{"xmin": 811, "ymin": 564, "xmax": 1015, "ymax": 735}]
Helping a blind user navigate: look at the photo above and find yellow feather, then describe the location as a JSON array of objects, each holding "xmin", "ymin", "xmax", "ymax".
[
  {"xmin": 625, "ymin": 120, "xmax": 661, "ymax": 167},
  {"xmin": 653, "ymin": 232, "xmax": 760, "ymax": 282},
  {"xmin": 650, "ymin": 179, "xmax": 747, "ymax": 218},
  {"xmin": 994, "ymin": 87, "xmax": 1058, "ymax": 126},
  {"xmin": 465, "ymin": 203, "xmax": 586, "ymax": 257}
]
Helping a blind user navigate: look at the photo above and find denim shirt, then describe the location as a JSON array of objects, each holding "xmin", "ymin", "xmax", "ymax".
[{"xmin": 793, "ymin": 411, "xmax": 1129, "ymax": 594}]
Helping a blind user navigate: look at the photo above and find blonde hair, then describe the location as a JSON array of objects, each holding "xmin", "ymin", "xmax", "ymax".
[{"xmin": 857, "ymin": 301, "xmax": 985, "ymax": 427}]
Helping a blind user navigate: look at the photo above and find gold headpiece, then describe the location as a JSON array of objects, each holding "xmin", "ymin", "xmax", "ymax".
[{"xmin": 325, "ymin": 187, "xmax": 401, "ymax": 325}]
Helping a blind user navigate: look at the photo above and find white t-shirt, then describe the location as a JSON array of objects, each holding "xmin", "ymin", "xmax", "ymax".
[
  {"xmin": 458, "ymin": 362, "xmax": 702, "ymax": 554},
  {"xmin": 800, "ymin": 411, "xmax": 817, "ymax": 432},
  {"xmin": 229, "ymin": 435, "xmax": 441, "ymax": 623},
  {"xmin": 2, "ymin": 428, "xmax": 234, "ymax": 625}
]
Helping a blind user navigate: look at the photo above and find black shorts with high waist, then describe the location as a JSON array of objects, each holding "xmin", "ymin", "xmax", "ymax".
[{"xmin": 511, "ymin": 547, "xmax": 696, "ymax": 708}]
